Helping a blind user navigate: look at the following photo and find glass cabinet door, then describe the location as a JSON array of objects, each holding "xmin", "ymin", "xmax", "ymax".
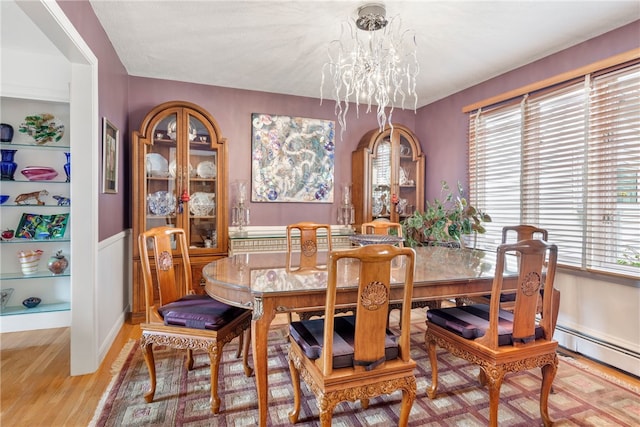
[
  {"xmin": 187, "ymin": 113, "xmax": 218, "ymax": 250},
  {"xmin": 145, "ymin": 112, "xmax": 178, "ymax": 233},
  {"xmin": 372, "ymin": 138, "xmax": 392, "ymax": 219},
  {"xmin": 397, "ymin": 133, "xmax": 418, "ymax": 219}
]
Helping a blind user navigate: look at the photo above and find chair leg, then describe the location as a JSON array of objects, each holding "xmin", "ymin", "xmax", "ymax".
[
  {"xmin": 318, "ymin": 395, "xmax": 335, "ymax": 427},
  {"xmin": 242, "ymin": 327, "xmax": 253, "ymax": 377},
  {"xmin": 482, "ymin": 366, "xmax": 505, "ymax": 427},
  {"xmin": 361, "ymin": 398, "xmax": 369, "ymax": 409},
  {"xmin": 235, "ymin": 329, "xmax": 243, "ymax": 359},
  {"xmin": 540, "ymin": 361, "xmax": 558, "ymax": 427},
  {"xmin": 399, "ymin": 383, "xmax": 416, "ymax": 427},
  {"xmin": 186, "ymin": 348, "xmax": 195, "ymax": 370},
  {"xmin": 425, "ymin": 334, "xmax": 439, "ymax": 399},
  {"xmin": 208, "ymin": 343, "xmax": 223, "ymax": 414},
  {"xmin": 287, "ymin": 355, "xmax": 302, "ymax": 424},
  {"xmin": 141, "ymin": 340, "xmax": 157, "ymax": 403}
]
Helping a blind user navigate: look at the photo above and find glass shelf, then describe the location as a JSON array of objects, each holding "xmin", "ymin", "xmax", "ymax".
[
  {"xmin": 0, "ymin": 238, "xmax": 70, "ymax": 244},
  {"xmin": 1, "ymin": 178, "xmax": 69, "ymax": 184},
  {"xmin": 1, "ymin": 271, "xmax": 70, "ymax": 280},
  {"xmin": 0, "ymin": 142, "xmax": 70, "ymax": 150},
  {"xmin": 0, "ymin": 301, "xmax": 70, "ymax": 316}
]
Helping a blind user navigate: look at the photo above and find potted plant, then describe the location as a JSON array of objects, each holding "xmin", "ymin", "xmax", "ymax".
[{"xmin": 402, "ymin": 180, "xmax": 491, "ymax": 248}]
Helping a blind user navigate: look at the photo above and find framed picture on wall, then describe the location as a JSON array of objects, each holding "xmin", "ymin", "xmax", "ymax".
[
  {"xmin": 102, "ymin": 118, "xmax": 119, "ymax": 194},
  {"xmin": 250, "ymin": 113, "xmax": 335, "ymax": 203}
]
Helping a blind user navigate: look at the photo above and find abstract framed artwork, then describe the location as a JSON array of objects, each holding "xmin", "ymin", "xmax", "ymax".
[
  {"xmin": 102, "ymin": 118, "xmax": 119, "ymax": 194},
  {"xmin": 251, "ymin": 113, "xmax": 335, "ymax": 203}
]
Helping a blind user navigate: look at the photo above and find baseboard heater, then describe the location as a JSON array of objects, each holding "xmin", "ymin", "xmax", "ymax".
[{"xmin": 556, "ymin": 324, "xmax": 640, "ymax": 378}]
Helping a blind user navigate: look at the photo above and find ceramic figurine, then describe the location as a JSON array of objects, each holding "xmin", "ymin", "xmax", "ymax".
[
  {"xmin": 15, "ymin": 189, "xmax": 49, "ymax": 205},
  {"xmin": 53, "ymin": 195, "xmax": 70, "ymax": 206}
]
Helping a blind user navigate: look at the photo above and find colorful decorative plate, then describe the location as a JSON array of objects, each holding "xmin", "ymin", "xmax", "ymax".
[
  {"xmin": 147, "ymin": 191, "xmax": 176, "ymax": 216},
  {"xmin": 18, "ymin": 113, "xmax": 65, "ymax": 144}
]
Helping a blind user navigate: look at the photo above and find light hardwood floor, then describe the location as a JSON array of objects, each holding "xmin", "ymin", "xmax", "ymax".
[{"xmin": 2, "ymin": 317, "xmax": 639, "ymax": 427}]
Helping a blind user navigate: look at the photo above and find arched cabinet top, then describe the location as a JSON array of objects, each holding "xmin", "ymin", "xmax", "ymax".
[{"xmin": 135, "ymin": 100, "xmax": 226, "ymax": 146}]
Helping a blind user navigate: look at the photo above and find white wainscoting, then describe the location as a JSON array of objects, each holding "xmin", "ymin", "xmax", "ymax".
[
  {"xmin": 96, "ymin": 229, "xmax": 132, "ymax": 364},
  {"xmin": 554, "ymin": 270, "xmax": 640, "ymax": 377}
]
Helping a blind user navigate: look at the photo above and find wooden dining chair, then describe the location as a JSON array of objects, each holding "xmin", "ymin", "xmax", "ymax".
[
  {"xmin": 286, "ymin": 222, "xmax": 336, "ymax": 321},
  {"xmin": 425, "ymin": 239, "xmax": 560, "ymax": 427},
  {"xmin": 138, "ymin": 226, "xmax": 253, "ymax": 414},
  {"xmin": 362, "ymin": 220, "xmax": 439, "ymax": 325},
  {"xmin": 470, "ymin": 224, "xmax": 549, "ymax": 310},
  {"xmin": 288, "ymin": 244, "xmax": 417, "ymax": 426},
  {"xmin": 361, "ymin": 220, "xmax": 403, "ymax": 241}
]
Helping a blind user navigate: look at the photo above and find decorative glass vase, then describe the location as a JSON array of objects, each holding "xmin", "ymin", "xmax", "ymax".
[
  {"xmin": 63, "ymin": 152, "xmax": 71, "ymax": 182},
  {"xmin": 0, "ymin": 149, "xmax": 18, "ymax": 181},
  {"xmin": 47, "ymin": 250, "xmax": 69, "ymax": 275},
  {"xmin": 0, "ymin": 123, "xmax": 14, "ymax": 142},
  {"xmin": 18, "ymin": 249, "xmax": 44, "ymax": 275}
]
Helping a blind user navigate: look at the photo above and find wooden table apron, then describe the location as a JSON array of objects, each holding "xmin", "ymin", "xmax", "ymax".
[{"xmin": 202, "ymin": 246, "xmax": 514, "ymax": 427}]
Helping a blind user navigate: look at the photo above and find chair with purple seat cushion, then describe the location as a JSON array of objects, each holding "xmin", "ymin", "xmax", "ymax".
[
  {"xmin": 425, "ymin": 239, "xmax": 560, "ymax": 427},
  {"xmin": 138, "ymin": 226, "xmax": 252, "ymax": 414},
  {"xmin": 288, "ymin": 244, "xmax": 417, "ymax": 426}
]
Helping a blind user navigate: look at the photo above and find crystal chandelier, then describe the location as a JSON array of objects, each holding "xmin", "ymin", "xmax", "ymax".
[{"xmin": 321, "ymin": 3, "xmax": 419, "ymax": 136}]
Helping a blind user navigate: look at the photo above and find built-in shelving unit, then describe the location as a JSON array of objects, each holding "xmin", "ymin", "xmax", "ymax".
[{"xmin": 0, "ymin": 96, "xmax": 71, "ymax": 327}]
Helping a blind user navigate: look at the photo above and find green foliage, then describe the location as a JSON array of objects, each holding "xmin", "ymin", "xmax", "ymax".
[
  {"xmin": 402, "ymin": 180, "xmax": 492, "ymax": 248},
  {"xmin": 617, "ymin": 247, "xmax": 640, "ymax": 267}
]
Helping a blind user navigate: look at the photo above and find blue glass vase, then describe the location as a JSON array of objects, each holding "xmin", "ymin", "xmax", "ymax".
[
  {"xmin": 0, "ymin": 149, "xmax": 18, "ymax": 181},
  {"xmin": 63, "ymin": 152, "xmax": 71, "ymax": 182}
]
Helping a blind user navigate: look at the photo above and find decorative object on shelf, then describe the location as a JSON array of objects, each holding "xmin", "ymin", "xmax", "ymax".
[
  {"xmin": 102, "ymin": 118, "xmax": 119, "ymax": 194},
  {"xmin": 18, "ymin": 249, "xmax": 44, "ymax": 275},
  {"xmin": 145, "ymin": 153, "xmax": 169, "ymax": 177},
  {"xmin": 52, "ymin": 195, "xmax": 71, "ymax": 206},
  {"xmin": 63, "ymin": 152, "xmax": 70, "ymax": 182},
  {"xmin": 251, "ymin": 113, "xmax": 335, "ymax": 203},
  {"xmin": 1, "ymin": 288, "xmax": 14, "ymax": 308},
  {"xmin": 196, "ymin": 160, "xmax": 216, "ymax": 178},
  {"xmin": 0, "ymin": 149, "xmax": 18, "ymax": 180},
  {"xmin": 20, "ymin": 166, "xmax": 59, "ymax": 181},
  {"xmin": 402, "ymin": 180, "xmax": 492, "ymax": 248},
  {"xmin": 15, "ymin": 189, "xmax": 48, "ymax": 205},
  {"xmin": 321, "ymin": 3, "xmax": 418, "ymax": 136},
  {"xmin": 189, "ymin": 192, "xmax": 215, "ymax": 216},
  {"xmin": 1, "ymin": 229, "xmax": 15, "ymax": 241},
  {"xmin": 167, "ymin": 118, "xmax": 197, "ymax": 141},
  {"xmin": 22, "ymin": 297, "xmax": 42, "ymax": 308},
  {"xmin": 47, "ymin": 250, "xmax": 69, "ymax": 275},
  {"xmin": 337, "ymin": 182, "xmax": 355, "ymax": 230},
  {"xmin": 18, "ymin": 113, "xmax": 64, "ymax": 144},
  {"xmin": 0, "ymin": 195, "xmax": 9, "ymax": 205},
  {"xmin": 349, "ymin": 234, "xmax": 404, "ymax": 246},
  {"xmin": 0, "ymin": 123, "xmax": 14, "ymax": 142},
  {"xmin": 15, "ymin": 213, "xmax": 69, "ymax": 240},
  {"xmin": 147, "ymin": 191, "xmax": 177, "ymax": 216},
  {"xmin": 231, "ymin": 180, "xmax": 250, "ymax": 236}
]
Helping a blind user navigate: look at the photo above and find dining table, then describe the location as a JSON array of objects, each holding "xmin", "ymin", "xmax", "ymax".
[{"xmin": 202, "ymin": 244, "xmax": 515, "ymax": 427}]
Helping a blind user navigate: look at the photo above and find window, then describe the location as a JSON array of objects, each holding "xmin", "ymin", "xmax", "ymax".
[{"xmin": 469, "ymin": 63, "xmax": 640, "ymax": 278}]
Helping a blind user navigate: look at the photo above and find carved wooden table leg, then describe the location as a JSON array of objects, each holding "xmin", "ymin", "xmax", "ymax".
[{"xmin": 251, "ymin": 296, "xmax": 276, "ymax": 427}]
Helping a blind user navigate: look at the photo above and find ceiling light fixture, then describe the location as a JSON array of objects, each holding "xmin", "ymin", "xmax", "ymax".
[{"xmin": 321, "ymin": 3, "xmax": 419, "ymax": 137}]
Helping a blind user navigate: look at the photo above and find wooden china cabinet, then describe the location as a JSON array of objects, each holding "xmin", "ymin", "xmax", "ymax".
[
  {"xmin": 352, "ymin": 124, "xmax": 425, "ymax": 231},
  {"xmin": 130, "ymin": 101, "xmax": 228, "ymax": 323}
]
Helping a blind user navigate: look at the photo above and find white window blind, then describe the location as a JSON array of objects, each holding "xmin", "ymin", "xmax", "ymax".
[{"xmin": 468, "ymin": 62, "xmax": 639, "ymax": 278}]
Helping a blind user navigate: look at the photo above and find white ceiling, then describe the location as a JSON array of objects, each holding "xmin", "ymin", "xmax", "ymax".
[{"xmin": 5, "ymin": 1, "xmax": 639, "ymax": 108}]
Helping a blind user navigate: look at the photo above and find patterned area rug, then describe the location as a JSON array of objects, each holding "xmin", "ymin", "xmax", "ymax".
[{"xmin": 91, "ymin": 321, "xmax": 640, "ymax": 426}]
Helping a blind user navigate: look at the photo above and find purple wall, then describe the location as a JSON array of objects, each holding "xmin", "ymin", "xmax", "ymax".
[
  {"xmin": 58, "ymin": 0, "xmax": 129, "ymax": 241},
  {"xmin": 416, "ymin": 20, "xmax": 640, "ymax": 201},
  {"xmin": 127, "ymin": 79, "xmax": 418, "ymax": 226}
]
